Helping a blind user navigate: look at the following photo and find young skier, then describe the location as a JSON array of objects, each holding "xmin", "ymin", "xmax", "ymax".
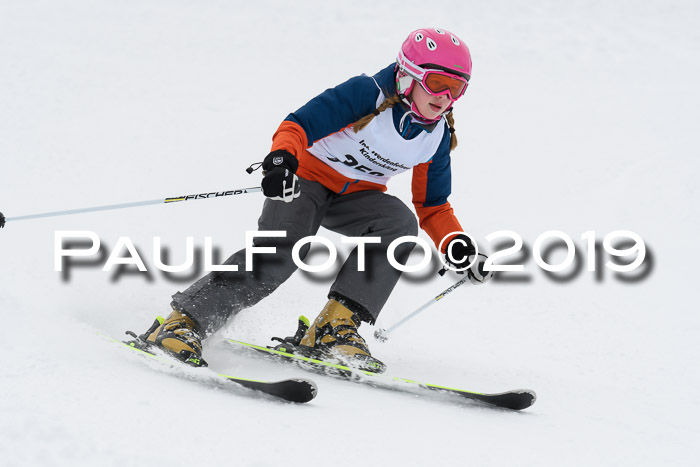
[{"xmin": 133, "ymin": 27, "xmax": 493, "ymax": 371}]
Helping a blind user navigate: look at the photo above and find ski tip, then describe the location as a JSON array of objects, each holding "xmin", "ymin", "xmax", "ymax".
[
  {"xmin": 298, "ymin": 378, "xmax": 318, "ymax": 402},
  {"xmin": 525, "ymin": 389, "xmax": 537, "ymax": 407},
  {"xmin": 499, "ymin": 389, "xmax": 537, "ymax": 410},
  {"xmin": 274, "ymin": 378, "xmax": 318, "ymax": 403}
]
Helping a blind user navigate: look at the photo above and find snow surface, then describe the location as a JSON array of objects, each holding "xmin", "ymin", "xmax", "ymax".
[{"xmin": 1, "ymin": 0, "xmax": 699, "ymax": 466}]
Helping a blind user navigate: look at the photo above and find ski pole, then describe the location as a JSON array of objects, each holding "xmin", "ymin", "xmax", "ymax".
[
  {"xmin": 1, "ymin": 186, "xmax": 262, "ymax": 225},
  {"xmin": 374, "ymin": 273, "xmax": 471, "ymax": 343}
]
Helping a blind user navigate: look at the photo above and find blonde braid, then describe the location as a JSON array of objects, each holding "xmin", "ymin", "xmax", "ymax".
[
  {"xmin": 445, "ymin": 111, "xmax": 458, "ymax": 151},
  {"xmin": 353, "ymin": 95, "xmax": 402, "ymax": 133},
  {"xmin": 354, "ymin": 94, "xmax": 458, "ymax": 152}
]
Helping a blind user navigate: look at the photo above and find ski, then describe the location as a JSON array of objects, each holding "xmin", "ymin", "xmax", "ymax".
[
  {"xmin": 100, "ymin": 333, "xmax": 317, "ymax": 403},
  {"xmin": 225, "ymin": 338, "xmax": 536, "ymax": 410}
]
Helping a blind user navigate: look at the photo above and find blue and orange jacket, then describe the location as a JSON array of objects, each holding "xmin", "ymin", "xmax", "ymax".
[{"xmin": 270, "ymin": 64, "xmax": 463, "ymax": 252}]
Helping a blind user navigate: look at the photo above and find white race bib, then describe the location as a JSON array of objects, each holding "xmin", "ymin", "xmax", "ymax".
[{"xmin": 307, "ymin": 96, "xmax": 445, "ymax": 185}]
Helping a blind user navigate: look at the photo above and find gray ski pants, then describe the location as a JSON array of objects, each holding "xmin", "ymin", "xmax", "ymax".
[{"xmin": 171, "ymin": 178, "xmax": 418, "ymax": 335}]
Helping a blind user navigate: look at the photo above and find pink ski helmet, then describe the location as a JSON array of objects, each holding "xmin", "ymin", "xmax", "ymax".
[{"xmin": 396, "ymin": 28, "xmax": 472, "ymax": 110}]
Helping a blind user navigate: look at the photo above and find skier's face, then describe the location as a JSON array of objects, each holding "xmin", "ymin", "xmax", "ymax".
[{"xmin": 410, "ymin": 84, "xmax": 452, "ymax": 120}]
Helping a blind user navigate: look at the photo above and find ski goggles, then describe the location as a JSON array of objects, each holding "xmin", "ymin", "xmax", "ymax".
[
  {"xmin": 397, "ymin": 50, "xmax": 470, "ymax": 101},
  {"xmin": 419, "ymin": 69, "xmax": 469, "ymax": 100}
]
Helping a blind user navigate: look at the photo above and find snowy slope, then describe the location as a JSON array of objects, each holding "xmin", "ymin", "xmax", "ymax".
[{"xmin": 1, "ymin": 0, "xmax": 699, "ymax": 466}]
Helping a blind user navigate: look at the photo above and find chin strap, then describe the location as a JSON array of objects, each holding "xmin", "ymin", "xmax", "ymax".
[{"xmin": 398, "ymin": 105, "xmax": 446, "ymax": 133}]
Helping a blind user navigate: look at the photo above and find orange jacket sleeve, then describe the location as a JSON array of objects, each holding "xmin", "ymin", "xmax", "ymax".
[
  {"xmin": 271, "ymin": 120, "xmax": 308, "ymax": 157},
  {"xmin": 412, "ymin": 161, "xmax": 463, "ymax": 253}
]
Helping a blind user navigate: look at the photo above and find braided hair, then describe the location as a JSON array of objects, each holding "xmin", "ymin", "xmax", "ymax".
[{"xmin": 352, "ymin": 94, "xmax": 458, "ymax": 150}]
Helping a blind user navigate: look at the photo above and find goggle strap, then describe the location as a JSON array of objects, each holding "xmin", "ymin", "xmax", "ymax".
[{"xmin": 397, "ymin": 49, "xmax": 425, "ymax": 81}]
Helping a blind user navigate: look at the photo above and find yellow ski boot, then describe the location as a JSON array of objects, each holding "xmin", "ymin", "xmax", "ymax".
[
  {"xmin": 298, "ymin": 299, "xmax": 385, "ymax": 373},
  {"xmin": 127, "ymin": 310, "xmax": 206, "ymax": 367}
]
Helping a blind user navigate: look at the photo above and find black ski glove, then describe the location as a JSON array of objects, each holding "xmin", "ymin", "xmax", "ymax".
[
  {"xmin": 0, "ymin": 212, "xmax": 5, "ymax": 228},
  {"xmin": 444, "ymin": 234, "xmax": 493, "ymax": 284},
  {"xmin": 261, "ymin": 150, "xmax": 301, "ymax": 203},
  {"xmin": 444, "ymin": 234, "xmax": 476, "ymax": 269}
]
